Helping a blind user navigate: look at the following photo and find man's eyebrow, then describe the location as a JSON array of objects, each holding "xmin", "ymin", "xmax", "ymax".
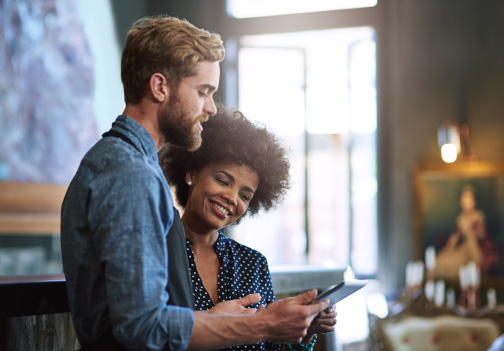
[
  {"xmin": 200, "ymin": 84, "xmax": 217, "ymax": 93},
  {"xmin": 216, "ymin": 170, "xmax": 255, "ymax": 194}
]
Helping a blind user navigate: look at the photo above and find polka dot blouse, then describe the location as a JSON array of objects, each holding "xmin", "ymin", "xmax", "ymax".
[{"xmin": 186, "ymin": 231, "xmax": 281, "ymax": 351}]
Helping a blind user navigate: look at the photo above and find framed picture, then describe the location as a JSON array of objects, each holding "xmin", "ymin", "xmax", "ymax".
[{"xmin": 413, "ymin": 162, "xmax": 504, "ymax": 287}]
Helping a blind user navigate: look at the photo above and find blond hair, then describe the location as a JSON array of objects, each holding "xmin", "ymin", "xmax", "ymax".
[{"xmin": 121, "ymin": 15, "xmax": 225, "ymax": 104}]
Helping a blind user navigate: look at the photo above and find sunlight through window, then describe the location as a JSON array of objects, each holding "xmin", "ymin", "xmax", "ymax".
[{"xmin": 231, "ymin": 27, "xmax": 377, "ymax": 276}]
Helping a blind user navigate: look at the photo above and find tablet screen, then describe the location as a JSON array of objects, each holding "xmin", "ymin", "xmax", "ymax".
[{"xmin": 311, "ymin": 279, "xmax": 368, "ymax": 306}]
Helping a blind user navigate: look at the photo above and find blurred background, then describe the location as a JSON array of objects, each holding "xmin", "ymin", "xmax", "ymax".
[{"xmin": 2, "ymin": 0, "xmax": 504, "ymax": 350}]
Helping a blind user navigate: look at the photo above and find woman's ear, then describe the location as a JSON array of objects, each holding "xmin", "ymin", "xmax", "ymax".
[
  {"xmin": 185, "ymin": 171, "xmax": 195, "ymax": 186},
  {"xmin": 150, "ymin": 73, "xmax": 169, "ymax": 103}
]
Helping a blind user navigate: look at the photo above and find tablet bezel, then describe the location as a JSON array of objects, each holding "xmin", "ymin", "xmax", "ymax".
[{"xmin": 311, "ymin": 279, "xmax": 368, "ymax": 305}]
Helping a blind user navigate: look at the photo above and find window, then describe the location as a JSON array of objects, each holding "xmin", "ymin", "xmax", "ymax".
[{"xmin": 228, "ymin": 27, "xmax": 377, "ymax": 276}]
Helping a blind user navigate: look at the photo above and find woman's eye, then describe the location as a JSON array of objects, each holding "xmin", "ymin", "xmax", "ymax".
[
  {"xmin": 199, "ymin": 90, "xmax": 208, "ymax": 97},
  {"xmin": 239, "ymin": 193, "xmax": 251, "ymax": 202},
  {"xmin": 216, "ymin": 178, "xmax": 229, "ymax": 186}
]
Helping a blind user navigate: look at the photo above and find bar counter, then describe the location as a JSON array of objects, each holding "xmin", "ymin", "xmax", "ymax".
[{"xmin": 0, "ymin": 273, "xmax": 69, "ymax": 317}]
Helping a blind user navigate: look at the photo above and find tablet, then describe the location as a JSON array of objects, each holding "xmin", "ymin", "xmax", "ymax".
[{"xmin": 310, "ymin": 279, "xmax": 368, "ymax": 306}]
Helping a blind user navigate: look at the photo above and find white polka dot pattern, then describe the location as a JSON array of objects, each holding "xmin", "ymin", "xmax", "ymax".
[{"xmin": 186, "ymin": 232, "xmax": 281, "ymax": 351}]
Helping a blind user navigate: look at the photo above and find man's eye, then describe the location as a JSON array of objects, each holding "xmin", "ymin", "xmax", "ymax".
[{"xmin": 199, "ymin": 91, "xmax": 208, "ymax": 97}]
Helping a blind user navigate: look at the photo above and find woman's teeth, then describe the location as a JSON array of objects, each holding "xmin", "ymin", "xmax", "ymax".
[{"xmin": 214, "ymin": 203, "xmax": 229, "ymax": 215}]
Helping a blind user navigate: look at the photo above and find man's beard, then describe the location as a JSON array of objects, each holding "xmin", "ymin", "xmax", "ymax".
[{"xmin": 159, "ymin": 92, "xmax": 203, "ymax": 152}]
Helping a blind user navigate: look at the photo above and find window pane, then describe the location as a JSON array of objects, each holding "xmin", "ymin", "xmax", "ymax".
[
  {"xmin": 235, "ymin": 47, "xmax": 307, "ymax": 263},
  {"xmin": 307, "ymin": 134, "xmax": 350, "ymax": 266},
  {"xmin": 348, "ymin": 38, "xmax": 377, "ymax": 274},
  {"xmin": 238, "ymin": 48, "xmax": 306, "ymax": 135},
  {"xmin": 227, "ymin": 0, "xmax": 377, "ymax": 18}
]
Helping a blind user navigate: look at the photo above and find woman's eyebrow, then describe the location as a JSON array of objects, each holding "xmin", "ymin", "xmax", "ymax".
[
  {"xmin": 215, "ymin": 170, "xmax": 234, "ymax": 181},
  {"xmin": 242, "ymin": 187, "xmax": 256, "ymax": 195}
]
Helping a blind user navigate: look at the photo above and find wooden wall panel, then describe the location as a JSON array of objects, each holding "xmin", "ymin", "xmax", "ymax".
[
  {"xmin": 0, "ymin": 314, "xmax": 79, "ymax": 351},
  {"xmin": 0, "ymin": 182, "xmax": 67, "ymax": 235},
  {"xmin": 0, "ymin": 316, "xmax": 37, "ymax": 350}
]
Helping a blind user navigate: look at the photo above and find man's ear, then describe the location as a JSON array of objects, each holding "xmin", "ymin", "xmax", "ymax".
[{"xmin": 150, "ymin": 73, "xmax": 169, "ymax": 102}]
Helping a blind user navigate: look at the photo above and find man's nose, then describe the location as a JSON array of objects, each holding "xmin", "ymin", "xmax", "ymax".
[{"xmin": 204, "ymin": 96, "xmax": 217, "ymax": 116}]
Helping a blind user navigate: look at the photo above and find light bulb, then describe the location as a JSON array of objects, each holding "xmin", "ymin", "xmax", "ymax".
[{"xmin": 441, "ymin": 143, "xmax": 458, "ymax": 163}]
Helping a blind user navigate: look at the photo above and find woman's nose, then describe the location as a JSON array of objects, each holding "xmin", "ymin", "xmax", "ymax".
[{"xmin": 222, "ymin": 190, "xmax": 237, "ymax": 206}]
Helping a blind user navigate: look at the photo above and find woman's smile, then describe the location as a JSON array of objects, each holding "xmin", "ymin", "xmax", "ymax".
[
  {"xmin": 184, "ymin": 163, "xmax": 259, "ymax": 232},
  {"xmin": 209, "ymin": 200, "xmax": 232, "ymax": 218}
]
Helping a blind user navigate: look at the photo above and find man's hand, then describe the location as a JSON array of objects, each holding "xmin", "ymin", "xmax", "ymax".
[
  {"xmin": 257, "ymin": 289, "xmax": 330, "ymax": 344},
  {"xmin": 208, "ymin": 294, "xmax": 262, "ymax": 315},
  {"xmin": 189, "ymin": 291, "xmax": 329, "ymax": 350}
]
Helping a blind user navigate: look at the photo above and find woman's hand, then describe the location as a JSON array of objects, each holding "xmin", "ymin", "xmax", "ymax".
[
  {"xmin": 208, "ymin": 294, "xmax": 262, "ymax": 315},
  {"xmin": 302, "ymin": 305, "xmax": 337, "ymax": 344}
]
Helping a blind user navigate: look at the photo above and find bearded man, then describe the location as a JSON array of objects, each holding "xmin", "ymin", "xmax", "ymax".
[{"xmin": 61, "ymin": 15, "xmax": 328, "ymax": 351}]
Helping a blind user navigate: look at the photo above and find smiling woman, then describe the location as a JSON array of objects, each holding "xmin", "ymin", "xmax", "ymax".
[
  {"xmin": 160, "ymin": 108, "xmax": 336, "ymax": 351},
  {"xmin": 161, "ymin": 107, "xmax": 291, "ymax": 218}
]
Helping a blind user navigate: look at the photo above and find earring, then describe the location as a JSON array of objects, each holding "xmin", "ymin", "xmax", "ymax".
[{"xmin": 187, "ymin": 181, "xmax": 192, "ymax": 186}]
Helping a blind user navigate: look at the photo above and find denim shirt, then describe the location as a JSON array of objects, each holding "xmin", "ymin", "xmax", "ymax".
[{"xmin": 61, "ymin": 115, "xmax": 194, "ymax": 350}]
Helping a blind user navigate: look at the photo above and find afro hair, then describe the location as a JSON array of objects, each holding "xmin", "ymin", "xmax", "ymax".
[{"xmin": 160, "ymin": 108, "xmax": 290, "ymax": 218}]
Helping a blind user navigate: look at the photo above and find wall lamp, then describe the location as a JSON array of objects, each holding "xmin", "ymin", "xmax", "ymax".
[{"xmin": 437, "ymin": 121, "xmax": 470, "ymax": 163}]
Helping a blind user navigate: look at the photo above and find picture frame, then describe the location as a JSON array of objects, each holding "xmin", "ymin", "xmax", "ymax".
[{"xmin": 413, "ymin": 162, "xmax": 504, "ymax": 287}]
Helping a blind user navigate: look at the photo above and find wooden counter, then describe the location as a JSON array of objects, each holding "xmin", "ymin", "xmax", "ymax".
[{"xmin": 0, "ymin": 273, "xmax": 78, "ymax": 350}]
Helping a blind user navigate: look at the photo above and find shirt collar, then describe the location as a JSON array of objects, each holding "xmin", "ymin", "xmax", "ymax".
[
  {"xmin": 104, "ymin": 115, "xmax": 159, "ymax": 162},
  {"xmin": 214, "ymin": 232, "xmax": 227, "ymax": 259},
  {"xmin": 186, "ymin": 232, "xmax": 227, "ymax": 260}
]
